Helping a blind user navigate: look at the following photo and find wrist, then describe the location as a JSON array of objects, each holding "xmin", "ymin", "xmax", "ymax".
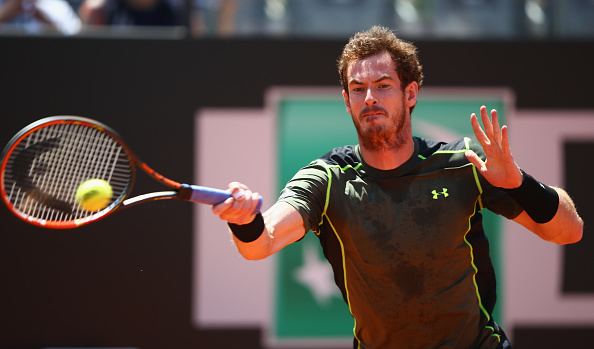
[
  {"xmin": 507, "ymin": 167, "xmax": 524, "ymax": 190},
  {"xmin": 228, "ymin": 213, "xmax": 265, "ymax": 243},
  {"xmin": 503, "ymin": 169, "xmax": 559, "ymax": 224}
]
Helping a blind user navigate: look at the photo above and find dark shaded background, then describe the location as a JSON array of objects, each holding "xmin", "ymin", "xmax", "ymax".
[{"xmin": 0, "ymin": 36, "xmax": 592, "ymax": 348}]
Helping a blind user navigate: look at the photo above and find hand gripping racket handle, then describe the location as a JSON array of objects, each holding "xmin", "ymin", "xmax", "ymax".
[{"xmin": 179, "ymin": 184, "xmax": 263, "ymax": 213}]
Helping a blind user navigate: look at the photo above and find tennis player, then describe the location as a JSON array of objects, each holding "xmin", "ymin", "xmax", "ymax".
[{"xmin": 213, "ymin": 26, "xmax": 583, "ymax": 349}]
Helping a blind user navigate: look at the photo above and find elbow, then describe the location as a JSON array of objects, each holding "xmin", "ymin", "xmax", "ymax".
[
  {"xmin": 557, "ymin": 217, "xmax": 584, "ymax": 245},
  {"xmin": 567, "ymin": 217, "xmax": 584, "ymax": 244},
  {"xmin": 235, "ymin": 240, "xmax": 272, "ymax": 261},
  {"xmin": 240, "ymin": 251, "xmax": 268, "ymax": 261}
]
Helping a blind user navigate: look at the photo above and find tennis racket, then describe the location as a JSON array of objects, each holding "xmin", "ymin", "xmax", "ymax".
[{"xmin": 0, "ymin": 116, "xmax": 262, "ymax": 229}]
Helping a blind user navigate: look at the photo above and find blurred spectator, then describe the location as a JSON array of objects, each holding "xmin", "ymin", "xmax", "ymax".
[
  {"xmin": 78, "ymin": 0, "xmax": 182, "ymax": 26},
  {"xmin": 0, "ymin": 0, "xmax": 82, "ymax": 34},
  {"xmin": 191, "ymin": 0, "xmax": 237, "ymax": 36}
]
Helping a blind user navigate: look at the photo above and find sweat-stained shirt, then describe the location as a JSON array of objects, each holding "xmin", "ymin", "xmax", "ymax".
[{"xmin": 278, "ymin": 136, "xmax": 523, "ymax": 349}]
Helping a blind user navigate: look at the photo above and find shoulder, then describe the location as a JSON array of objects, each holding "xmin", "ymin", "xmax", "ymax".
[
  {"xmin": 290, "ymin": 145, "xmax": 361, "ymax": 182},
  {"xmin": 415, "ymin": 136, "xmax": 485, "ymax": 170},
  {"xmin": 417, "ymin": 136, "xmax": 483, "ymax": 157},
  {"xmin": 318, "ymin": 145, "xmax": 361, "ymax": 168}
]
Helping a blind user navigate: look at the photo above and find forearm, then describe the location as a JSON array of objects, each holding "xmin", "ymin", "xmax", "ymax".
[
  {"xmin": 231, "ymin": 202, "xmax": 307, "ymax": 260},
  {"xmin": 232, "ymin": 227, "xmax": 274, "ymax": 260},
  {"xmin": 536, "ymin": 187, "xmax": 583, "ymax": 244},
  {"xmin": 513, "ymin": 187, "xmax": 583, "ymax": 245},
  {"xmin": 505, "ymin": 169, "xmax": 583, "ymax": 245}
]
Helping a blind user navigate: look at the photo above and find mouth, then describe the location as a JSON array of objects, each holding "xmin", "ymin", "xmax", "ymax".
[{"xmin": 361, "ymin": 107, "xmax": 386, "ymax": 119}]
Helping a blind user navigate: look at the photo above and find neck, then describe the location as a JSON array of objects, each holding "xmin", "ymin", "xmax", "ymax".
[{"xmin": 359, "ymin": 137, "xmax": 415, "ymax": 170}]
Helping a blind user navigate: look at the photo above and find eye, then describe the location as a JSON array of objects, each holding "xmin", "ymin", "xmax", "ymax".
[{"xmin": 351, "ymin": 86, "xmax": 365, "ymax": 93}]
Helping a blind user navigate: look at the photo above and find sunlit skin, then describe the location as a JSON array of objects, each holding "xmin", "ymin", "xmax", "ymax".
[{"xmin": 342, "ymin": 51, "xmax": 418, "ymax": 170}]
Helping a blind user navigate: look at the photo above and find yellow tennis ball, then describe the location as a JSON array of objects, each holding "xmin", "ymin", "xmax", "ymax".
[{"xmin": 75, "ymin": 179, "xmax": 113, "ymax": 211}]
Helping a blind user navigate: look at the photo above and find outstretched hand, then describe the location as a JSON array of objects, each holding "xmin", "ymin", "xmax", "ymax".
[{"xmin": 465, "ymin": 106, "xmax": 523, "ymax": 189}]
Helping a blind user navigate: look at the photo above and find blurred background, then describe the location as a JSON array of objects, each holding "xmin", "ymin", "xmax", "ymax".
[
  {"xmin": 0, "ymin": 1, "xmax": 593, "ymax": 349},
  {"xmin": 0, "ymin": 0, "xmax": 593, "ymax": 39},
  {"xmin": 0, "ymin": 0, "xmax": 594, "ymax": 40}
]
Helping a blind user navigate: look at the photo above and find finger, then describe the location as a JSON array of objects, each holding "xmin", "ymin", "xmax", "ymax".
[
  {"xmin": 470, "ymin": 113, "xmax": 489, "ymax": 145},
  {"xmin": 221, "ymin": 190, "xmax": 260, "ymax": 223},
  {"xmin": 217, "ymin": 202, "xmax": 246, "ymax": 223},
  {"xmin": 228, "ymin": 182, "xmax": 248, "ymax": 202},
  {"xmin": 479, "ymin": 106, "xmax": 495, "ymax": 141},
  {"xmin": 228, "ymin": 181, "xmax": 249, "ymax": 191},
  {"xmin": 490, "ymin": 109, "xmax": 503, "ymax": 143},
  {"xmin": 501, "ymin": 125, "xmax": 512, "ymax": 157},
  {"xmin": 232, "ymin": 188, "xmax": 246, "ymax": 201},
  {"xmin": 212, "ymin": 196, "xmax": 235, "ymax": 216},
  {"xmin": 465, "ymin": 149, "xmax": 486, "ymax": 171},
  {"xmin": 249, "ymin": 191, "xmax": 261, "ymax": 212},
  {"xmin": 228, "ymin": 191, "xmax": 250, "ymax": 211}
]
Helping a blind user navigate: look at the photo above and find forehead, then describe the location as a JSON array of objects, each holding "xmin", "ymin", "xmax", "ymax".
[{"xmin": 347, "ymin": 51, "xmax": 398, "ymax": 83}]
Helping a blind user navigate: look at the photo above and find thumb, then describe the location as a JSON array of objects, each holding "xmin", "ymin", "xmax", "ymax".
[{"xmin": 465, "ymin": 150, "xmax": 485, "ymax": 170}]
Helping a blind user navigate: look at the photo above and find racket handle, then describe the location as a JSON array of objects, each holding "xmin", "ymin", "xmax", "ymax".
[{"xmin": 179, "ymin": 184, "xmax": 263, "ymax": 213}]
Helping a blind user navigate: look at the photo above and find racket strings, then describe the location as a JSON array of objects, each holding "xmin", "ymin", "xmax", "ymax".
[{"xmin": 4, "ymin": 122, "xmax": 133, "ymax": 223}]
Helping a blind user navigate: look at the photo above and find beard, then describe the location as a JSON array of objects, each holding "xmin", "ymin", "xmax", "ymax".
[{"xmin": 351, "ymin": 98, "xmax": 410, "ymax": 152}]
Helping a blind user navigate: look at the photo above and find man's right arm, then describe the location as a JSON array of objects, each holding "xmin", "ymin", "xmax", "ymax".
[
  {"xmin": 212, "ymin": 182, "xmax": 307, "ymax": 261},
  {"xmin": 235, "ymin": 201, "xmax": 307, "ymax": 260}
]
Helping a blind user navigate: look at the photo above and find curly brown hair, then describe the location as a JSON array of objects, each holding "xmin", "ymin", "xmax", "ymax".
[{"xmin": 338, "ymin": 26, "xmax": 424, "ymax": 99}]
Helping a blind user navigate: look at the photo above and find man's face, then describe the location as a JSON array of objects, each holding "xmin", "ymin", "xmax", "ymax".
[{"xmin": 342, "ymin": 51, "xmax": 417, "ymax": 151}]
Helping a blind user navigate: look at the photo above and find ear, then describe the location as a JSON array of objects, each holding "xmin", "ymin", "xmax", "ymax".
[
  {"xmin": 342, "ymin": 90, "xmax": 352, "ymax": 115},
  {"xmin": 404, "ymin": 82, "xmax": 418, "ymax": 109}
]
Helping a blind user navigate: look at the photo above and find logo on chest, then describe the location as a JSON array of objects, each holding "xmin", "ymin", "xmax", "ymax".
[{"xmin": 431, "ymin": 188, "xmax": 449, "ymax": 199}]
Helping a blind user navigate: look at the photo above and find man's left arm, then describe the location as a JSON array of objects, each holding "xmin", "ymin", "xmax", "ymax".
[
  {"xmin": 511, "ymin": 187, "xmax": 582, "ymax": 244},
  {"xmin": 465, "ymin": 106, "xmax": 583, "ymax": 245}
]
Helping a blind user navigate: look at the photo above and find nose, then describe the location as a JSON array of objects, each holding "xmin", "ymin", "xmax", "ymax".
[{"xmin": 364, "ymin": 88, "xmax": 378, "ymax": 105}]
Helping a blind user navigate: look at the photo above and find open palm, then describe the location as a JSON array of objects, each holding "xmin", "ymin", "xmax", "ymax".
[{"xmin": 464, "ymin": 106, "xmax": 523, "ymax": 189}]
